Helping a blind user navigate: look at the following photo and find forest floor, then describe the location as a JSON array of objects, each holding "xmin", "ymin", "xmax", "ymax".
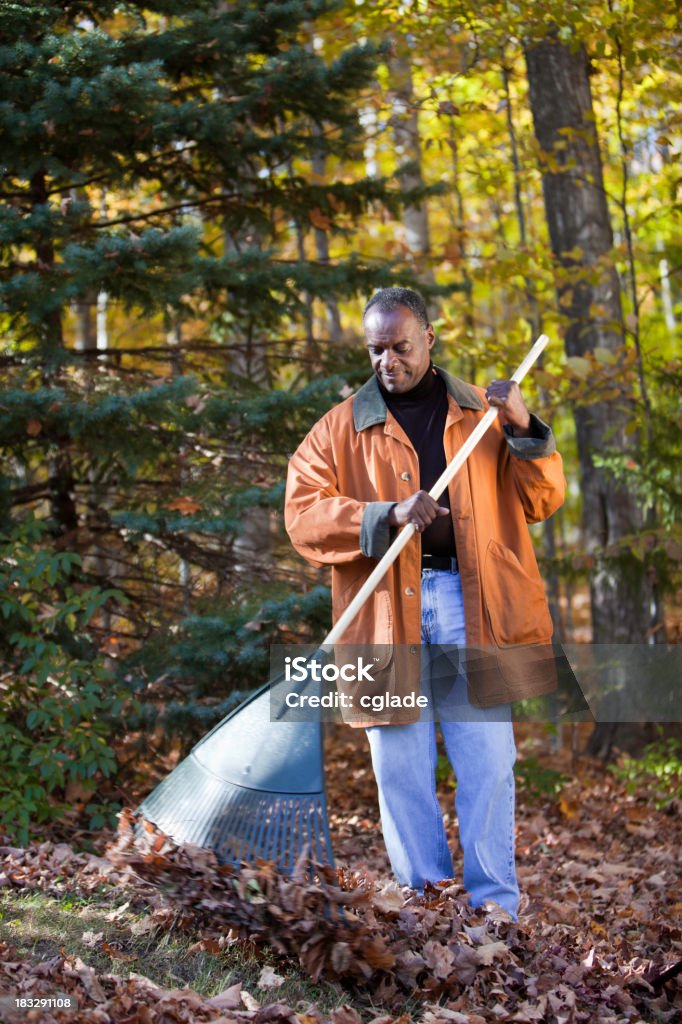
[{"xmin": 1, "ymin": 724, "xmax": 680, "ymax": 1024}]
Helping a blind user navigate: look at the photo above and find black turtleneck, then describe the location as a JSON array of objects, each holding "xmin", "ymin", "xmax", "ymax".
[{"xmin": 379, "ymin": 363, "xmax": 456, "ymax": 558}]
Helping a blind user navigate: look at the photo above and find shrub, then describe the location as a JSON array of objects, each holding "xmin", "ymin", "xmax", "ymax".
[
  {"xmin": 514, "ymin": 755, "xmax": 567, "ymax": 803},
  {"xmin": 609, "ymin": 735, "xmax": 682, "ymax": 807},
  {"xmin": 0, "ymin": 517, "xmax": 135, "ymax": 844}
]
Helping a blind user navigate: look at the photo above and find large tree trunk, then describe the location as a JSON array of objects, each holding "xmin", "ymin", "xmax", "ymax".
[
  {"xmin": 389, "ymin": 48, "xmax": 437, "ymax": 317},
  {"xmin": 525, "ymin": 35, "xmax": 657, "ymax": 758},
  {"xmin": 389, "ymin": 50, "xmax": 431, "ymax": 259},
  {"xmin": 501, "ymin": 62, "xmax": 564, "ymax": 643}
]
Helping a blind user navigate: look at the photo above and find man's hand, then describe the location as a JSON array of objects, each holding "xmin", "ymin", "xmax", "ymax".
[
  {"xmin": 388, "ymin": 490, "xmax": 450, "ymax": 532},
  {"xmin": 485, "ymin": 380, "xmax": 532, "ymax": 436}
]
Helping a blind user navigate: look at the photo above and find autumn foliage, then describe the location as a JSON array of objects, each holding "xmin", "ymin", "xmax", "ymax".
[{"xmin": 1, "ymin": 728, "xmax": 680, "ymax": 1023}]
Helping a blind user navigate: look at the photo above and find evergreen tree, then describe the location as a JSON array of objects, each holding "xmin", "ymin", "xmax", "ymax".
[{"xmin": 0, "ymin": 0, "xmax": 438, "ymax": 836}]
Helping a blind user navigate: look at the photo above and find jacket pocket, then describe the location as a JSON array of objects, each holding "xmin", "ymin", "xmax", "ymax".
[
  {"xmin": 335, "ymin": 565, "xmax": 367, "ymax": 609},
  {"xmin": 373, "ymin": 589, "xmax": 394, "ymax": 668},
  {"xmin": 483, "ymin": 539, "xmax": 553, "ymax": 647},
  {"xmin": 332, "ymin": 581, "xmax": 394, "ymax": 670}
]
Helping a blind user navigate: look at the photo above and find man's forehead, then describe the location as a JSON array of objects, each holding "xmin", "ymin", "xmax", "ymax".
[{"xmin": 364, "ymin": 305, "xmax": 422, "ymax": 336}]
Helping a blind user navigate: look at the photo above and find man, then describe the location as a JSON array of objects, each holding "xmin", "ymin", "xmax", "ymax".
[{"xmin": 284, "ymin": 287, "xmax": 565, "ymax": 918}]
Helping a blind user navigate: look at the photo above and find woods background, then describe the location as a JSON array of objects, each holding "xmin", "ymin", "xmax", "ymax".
[{"xmin": 1, "ymin": 0, "xmax": 680, "ymax": 847}]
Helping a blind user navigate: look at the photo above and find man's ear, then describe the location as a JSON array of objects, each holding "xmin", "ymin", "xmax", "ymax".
[{"xmin": 425, "ymin": 324, "xmax": 436, "ymax": 348}]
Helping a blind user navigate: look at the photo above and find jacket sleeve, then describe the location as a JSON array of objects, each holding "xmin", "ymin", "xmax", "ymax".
[
  {"xmin": 503, "ymin": 414, "xmax": 566, "ymax": 523},
  {"xmin": 285, "ymin": 416, "xmax": 382, "ymax": 567}
]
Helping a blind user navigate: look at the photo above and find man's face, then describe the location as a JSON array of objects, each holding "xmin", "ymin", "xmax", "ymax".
[{"xmin": 364, "ymin": 305, "xmax": 435, "ymax": 394}]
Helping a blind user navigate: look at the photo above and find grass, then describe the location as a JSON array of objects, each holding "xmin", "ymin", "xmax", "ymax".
[{"xmin": 0, "ymin": 888, "xmax": 348, "ymax": 1011}]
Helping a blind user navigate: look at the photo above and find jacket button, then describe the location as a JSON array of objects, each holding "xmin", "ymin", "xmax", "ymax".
[
  {"xmin": 400, "ymin": 471, "xmax": 411, "ymax": 481},
  {"xmin": 404, "ymin": 586, "xmax": 415, "ymax": 596}
]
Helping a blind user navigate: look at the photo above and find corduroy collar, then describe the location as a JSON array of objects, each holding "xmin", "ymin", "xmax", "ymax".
[{"xmin": 352, "ymin": 364, "xmax": 484, "ymax": 432}]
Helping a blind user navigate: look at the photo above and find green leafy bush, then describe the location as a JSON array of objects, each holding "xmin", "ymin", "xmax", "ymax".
[
  {"xmin": 609, "ymin": 735, "xmax": 682, "ymax": 807},
  {"xmin": 514, "ymin": 755, "xmax": 567, "ymax": 804},
  {"xmin": 0, "ymin": 517, "xmax": 135, "ymax": 844}
]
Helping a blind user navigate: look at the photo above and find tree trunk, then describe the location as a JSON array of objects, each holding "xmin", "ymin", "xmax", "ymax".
[
  {"xmin": 446, "ymin": 108, "xmax": 475, "ymax": 367},
  {"xmin": 389, "ymin": 50, "xmax": 431, "ymax": 258},
  {"xmin": 389, "ymin": 48, "xmax": 437, "ymax": 316},
  {"xmin": 30, "ymin": 170, "xmax": 64, "ymax": 357},
  {"xmin": 30, "ymin": 169, "xmax": 79, "ymax": 538},
  {"xmin": 524, "ymin": 35, "xmax": 656, "ymax": 758},
  {"xmin": 312, "ymin": 138, "xmax": 342, "ymax": 344},
  {"xmin": 502, "ymin": 62, "xmax": 564, "ymax": 642}
]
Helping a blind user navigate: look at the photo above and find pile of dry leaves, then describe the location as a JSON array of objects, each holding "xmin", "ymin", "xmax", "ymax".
[{"xmin": 0, "ymin": 730, "xmax": 680, "ymax": 1023}]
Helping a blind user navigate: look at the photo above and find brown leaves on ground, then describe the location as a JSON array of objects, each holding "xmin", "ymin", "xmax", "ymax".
[
  {"xmin": 0, "ymin": 952, "xmax": 305, "ymax": 1024},
  {"xmin": 0, "ymin": 731, "xmax": 680, "ymax": 1023}
]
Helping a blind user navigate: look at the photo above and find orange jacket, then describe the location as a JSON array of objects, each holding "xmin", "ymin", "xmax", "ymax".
[{"xmin": 284, "ymin": 366, "xmax": 566, "ymax": 717}]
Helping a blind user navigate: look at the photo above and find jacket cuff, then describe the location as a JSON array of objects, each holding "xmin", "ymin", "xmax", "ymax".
[
  {"xmin": 360, "ymin": 502, "xmax": 397, "ymax": 559},
  {"xmin": 503, "ymin": 414, "xmax": 556, "ymax": 460}
]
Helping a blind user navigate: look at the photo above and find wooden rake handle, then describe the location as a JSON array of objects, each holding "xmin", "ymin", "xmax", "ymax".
[{"xmin": 320, "ymin": 334, "xmax": 549, "ymax": 649}]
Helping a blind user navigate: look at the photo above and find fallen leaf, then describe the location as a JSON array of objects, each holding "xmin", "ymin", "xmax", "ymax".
[
  {"xmin": 68, "ymin": 956, "xmax": 107, "ymax": 1003},
  {"xmin": 331, "ymin": 1007, "xmax": 363, "ymax": 1024},
  {"xmin": 188, "ymin": 937, "xmax": 223, "ymax": 955},
  {"xmin": 423, "ymin": 940, "xmax": 455, "ymax": 980},
  {"xmin": 100, "ymin": 942, "xmax": 138, "ymax": 962},
  {"xmin": 258, "ymin": 965, "xmax": 285, "ymax": 989},
  {"xmin": 130, "ymin": 918, "xmax": 156, "ymax": 936},
  {"xmin": 207, "ymin": 982, "xmax": 243, "ymax": 1009},
  {"xmin": 372, "ymin": 881, "xmax": 404, "ymax": 914},
  {"xmin": 474, "ymin": 940, "xmax": 510, "ymax": 965},
  {"xmin": 104, "ymin": 901, "xmax": 130, "ymax": 921},
  {"xmin": 242, "ymin": 989, "xmax": 260, "ymax": 1010},
  {"xmin": 422, "ymin": 1009, "xmax": 471, "ymax": 1024}
]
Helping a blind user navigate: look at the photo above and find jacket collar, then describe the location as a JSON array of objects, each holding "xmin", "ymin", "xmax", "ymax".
[{"xmin": 352, "ymin": 364, "xmax": 484, "ymax": 432}]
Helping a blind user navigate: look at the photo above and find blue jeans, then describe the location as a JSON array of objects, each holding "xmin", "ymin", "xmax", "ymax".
[{"xmin": 365, "ymin": 569, "xmax": 520, "ymax": 917}]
